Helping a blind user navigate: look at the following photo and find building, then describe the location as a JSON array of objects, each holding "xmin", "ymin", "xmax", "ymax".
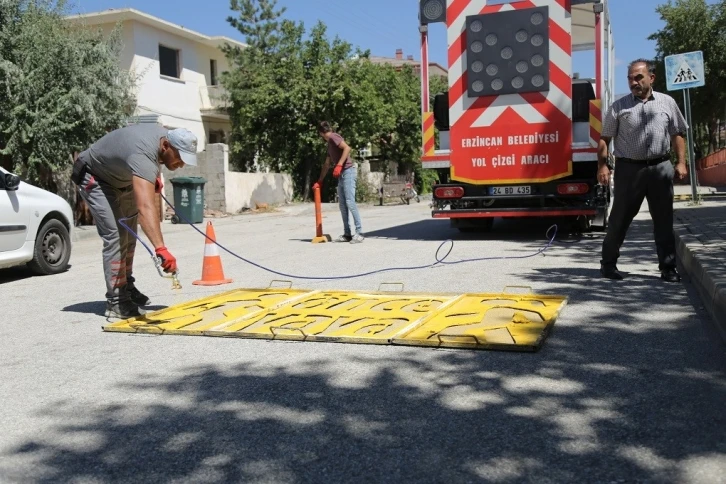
[
  {"xmin": 65, "ymin": 8, "xmax": 246, "ymax": 152},
  {"xmin": 369, "ymin": 49, "xmax": 448, "ymax": 78}
]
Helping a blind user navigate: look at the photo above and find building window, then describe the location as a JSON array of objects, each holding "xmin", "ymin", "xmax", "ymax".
[
  {"xmin": 210, "ymin": 59, "xmax": 218, "ymax": 86},
  {"xmin": 159, "ymin": 45, "xmax": 180, "ymax": 78}
]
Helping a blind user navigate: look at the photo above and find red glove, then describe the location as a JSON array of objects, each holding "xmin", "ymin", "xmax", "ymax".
[
  {"xmin": 155, "ymin": 246, "xmax": 177, "ymax": 273},
  {"xmin": 312, "ymin": 182, "xmax": 321, "ymax": 190},
  {"xmin": 332, "ymin": 165, "xmax": 343, "ymax": 178},
  {"xmin": 155, "ymin": 176, "xmax": 163, "ymax": 194}
]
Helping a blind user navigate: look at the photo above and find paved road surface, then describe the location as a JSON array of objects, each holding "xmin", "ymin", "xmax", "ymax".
[{"xmin": 1, "ymin": 201, "xmax": 725, "ymax": 483}]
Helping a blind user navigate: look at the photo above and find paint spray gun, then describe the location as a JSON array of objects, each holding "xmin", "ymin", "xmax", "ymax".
[{"xmin": 153, "ymin": 254, "xmax": 182, "ymax": 290}]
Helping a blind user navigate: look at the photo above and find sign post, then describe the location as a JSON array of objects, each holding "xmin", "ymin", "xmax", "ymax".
[{"xmin": 665, "ymin": 51, "xmax": 705, "ymax": 203}]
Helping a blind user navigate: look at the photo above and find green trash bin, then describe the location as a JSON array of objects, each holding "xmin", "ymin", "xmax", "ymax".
[{"xmin": 170, "ymin": 176, "xmax": 207, "ymax": 224}]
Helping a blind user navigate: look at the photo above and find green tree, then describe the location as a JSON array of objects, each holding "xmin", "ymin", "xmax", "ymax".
[
  {"xmin": 0, "ymin": 0, "xmax": 136, "ymax": 191},
  {"xmin": 373, "ymin": 65, "xmax": 421, "ymax": 175},
  {"xmin": 222, "ymin": 0, "xmax": 434, "ymax": 201},
  {"xmin": 649, "ymin": 0, "xmax": 726, "ymax": 154},
  {"xmin": 223, "ymin": 0, "xmax": 387, "ymax": 200}
]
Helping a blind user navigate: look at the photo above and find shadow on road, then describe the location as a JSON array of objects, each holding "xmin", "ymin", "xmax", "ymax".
[
  {"xmin": 3, "ymin": 212, "xmax": 725, "ymax": 483},
  {"xmin": 0, "ymin": 266, "xmax": 74, "ymax": 285},
  {"xmin": 364, "ymin": 217, "xmax": 593, "ymax": 243},
  {"xmin": 3, "ymin": 337, "xmax": 724, "ymax": 483},
  {"xmin": 0, "ymin": 267, "xmax": 34, "ymax": 284},
  {"xmin": 62, "ymin": 301, "xmax": 167, "ymax": 316}
]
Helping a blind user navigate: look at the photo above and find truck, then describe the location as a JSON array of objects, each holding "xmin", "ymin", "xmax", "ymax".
[{"xmin": 417, "ymin": 0, "xmax": 615, "ymax": 232}]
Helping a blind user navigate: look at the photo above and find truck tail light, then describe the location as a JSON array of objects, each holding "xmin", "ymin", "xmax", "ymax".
[
  {"xmin": 557, "ymin": 183, "xmax": 589, "ymax": 195},
  {"xmin": 434, "ymin": 186, "xmax": 465, "ymax": 199}
]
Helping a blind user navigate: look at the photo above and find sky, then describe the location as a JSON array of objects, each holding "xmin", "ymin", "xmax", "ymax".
[{"xmin": 69, "ymin": 0, "xmax": 700, "ymax": 96}]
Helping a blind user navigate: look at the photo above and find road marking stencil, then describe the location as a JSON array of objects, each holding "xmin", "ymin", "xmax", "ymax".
[{"xmin": 103, "ymin": 286, "xmax": 568, "ymax": 352}]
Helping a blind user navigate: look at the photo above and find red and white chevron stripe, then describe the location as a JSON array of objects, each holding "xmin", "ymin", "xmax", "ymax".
[
  {"xmin": 446, "ymin": 0, "xmax": 574, "ymax": 184},
  {"xmin": 448, "ymin": 0, "xmax": 572, "ymax": 126}
]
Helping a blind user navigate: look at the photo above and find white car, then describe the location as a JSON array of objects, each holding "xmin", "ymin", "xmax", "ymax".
[{"xmin": 0, "ymin": 167, "xmax": 73, "ymax": 275}]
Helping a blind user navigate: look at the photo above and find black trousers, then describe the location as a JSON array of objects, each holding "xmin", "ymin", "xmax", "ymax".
[{"xmin": 601, "ymin": 160, "xmax": 676, "ymax": 271}]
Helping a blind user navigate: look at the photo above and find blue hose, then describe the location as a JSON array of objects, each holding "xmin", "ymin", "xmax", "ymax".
[{"xmin": 118, "ymin": 194, "xmax": 558, "ymax": 282}]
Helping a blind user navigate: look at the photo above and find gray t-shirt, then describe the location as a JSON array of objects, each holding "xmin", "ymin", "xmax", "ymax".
[{"xmin": 79, "ymin": 124, "xmax": 168, "ymax": 188}]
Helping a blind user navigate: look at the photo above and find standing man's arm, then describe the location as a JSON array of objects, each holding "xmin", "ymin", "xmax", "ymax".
[
  {"xmin": 669, "ymin": 98, "xmax": 689, "ymax": 180},
  {"xmin": 336, "ymin": 140, "xmax": 351, "ymax": 168},
  {"xmin": 132, "ymin": 176, "xmax": 165, "ymax": 249},
  {"xmin": 671, "ymin": 134, "xmax": 687, "ymax": 179},
  {"xmin": 597, "ymin": 136, "xmax": 613, "ymax": 185},
  {"xmin": 316, "ymin": 156, "xmax": 331, "ymax": 185},
  {"xmin": 331, "ymin": 138, "xmax": 351, "ymax": 178},
  {"xmin": 598, "ymin": 104, "xmax": 618, "ymax": 185}
]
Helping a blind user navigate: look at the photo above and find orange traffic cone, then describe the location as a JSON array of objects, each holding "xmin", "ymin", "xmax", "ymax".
[{"xmin": 193, "ymin": 221, "xmax": 233, "ymax": 286}]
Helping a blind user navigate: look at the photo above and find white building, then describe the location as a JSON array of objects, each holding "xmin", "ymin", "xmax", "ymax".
[{"xmin": 65, "ymin": 8, "xmax": 246, "ymax": 152}]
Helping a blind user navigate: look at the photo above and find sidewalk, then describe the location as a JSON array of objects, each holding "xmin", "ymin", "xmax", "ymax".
[{"xmin": 673, "ymin": 186, "xmax": 726, "ymax": 343}]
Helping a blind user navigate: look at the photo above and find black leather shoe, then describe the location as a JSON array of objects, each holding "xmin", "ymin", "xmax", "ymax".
[
  {"xmin": 600, "ymin": 265, "xmax": 624, "ymax": 280},
  {"xmin": 661, "ymin": 268, "xmax": 681, "ymax": 283}
]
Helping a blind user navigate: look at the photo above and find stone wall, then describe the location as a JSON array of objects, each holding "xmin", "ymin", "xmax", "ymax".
[
  {"xmin": 161, "ymin": 143, "xmax": 227, "ymax": 212},
  {"xmin": 225, "ymin": 172, "xmax": 293, "ymax": 213},
  {"xmin": 161, "ymin": 143, "xmax": 294, "ymax": 214}
]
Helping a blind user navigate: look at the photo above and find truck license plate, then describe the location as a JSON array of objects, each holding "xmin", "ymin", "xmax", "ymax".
[{"xmin": 489, "ymin": 186, "xmax": 531, "ymax": 196}]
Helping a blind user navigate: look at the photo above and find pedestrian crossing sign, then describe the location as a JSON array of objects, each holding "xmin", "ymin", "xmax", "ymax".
[{"xmin": 665, "ymin": 51, "xmax": 705, "ymax": 91}]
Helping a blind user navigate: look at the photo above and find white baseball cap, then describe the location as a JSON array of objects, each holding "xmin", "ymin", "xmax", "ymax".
[{"xmin": 167, "ymin": 128, "xmax": 199, "ymax": 166}]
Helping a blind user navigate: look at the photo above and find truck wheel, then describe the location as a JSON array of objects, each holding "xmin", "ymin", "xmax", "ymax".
[{"xmin": 27, "ymin": 219, "xmax": 71, "ymax": 275}]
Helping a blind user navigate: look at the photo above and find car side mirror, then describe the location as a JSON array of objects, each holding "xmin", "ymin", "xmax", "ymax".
[{"xmin": 4, "ymin": 173, "xmax": 21, "ymax": 191}]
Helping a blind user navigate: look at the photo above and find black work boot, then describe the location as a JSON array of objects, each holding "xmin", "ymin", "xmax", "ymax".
[
  {"xmin": 661, "ymin": 267, "xmax": 681, "ymax": 283},
  {"xmin": 128, "ymin": 286, "xmax": 151, "ymax": 306},
  {"xmin": 600, "ymin": 265, "xmax": 624, "ymax": 280},
  {"xmin": 105, "ymin": 300, "xmax": 145, "ymax": 319}
]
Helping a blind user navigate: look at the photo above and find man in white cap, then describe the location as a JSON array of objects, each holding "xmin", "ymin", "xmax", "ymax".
[{"xmin": 71, "ymin": 124, "xmax": 198, "ymax": 318}]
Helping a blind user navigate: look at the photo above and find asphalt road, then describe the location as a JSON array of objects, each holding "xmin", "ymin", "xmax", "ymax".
[{"xmin": 1, "ymin": 201, "xmax": 725, "ymax": 484}]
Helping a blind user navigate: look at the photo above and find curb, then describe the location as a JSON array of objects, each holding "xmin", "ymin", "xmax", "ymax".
[{"xmin": 674, "ymin": 225, "xmax": 726, "ymax": 344}]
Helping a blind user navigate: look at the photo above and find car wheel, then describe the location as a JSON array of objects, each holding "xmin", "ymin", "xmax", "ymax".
[{"xmin": 27, "ymin": 219, "xmax": 71, "ymax": 275}]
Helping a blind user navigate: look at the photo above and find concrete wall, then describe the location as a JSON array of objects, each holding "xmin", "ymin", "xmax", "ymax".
[
  {"xmin": 161, "ymin": 144, "xmax": 226, "ymax": 211},
  {"xmin": 225, "ymin": 172, "xmax": 294, "ymax": 213},
  {"xmin": 161, "ymin": 144, "xmax": 293, "ymax": 214}
]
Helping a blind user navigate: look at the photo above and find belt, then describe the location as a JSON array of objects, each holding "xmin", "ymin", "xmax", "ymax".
[{"xmin": 616, "ymin": 155, "xmax": 670, "ymax": 166}]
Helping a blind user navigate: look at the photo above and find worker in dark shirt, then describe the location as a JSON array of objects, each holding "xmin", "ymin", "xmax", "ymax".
[{"xmin": 314, "ymin": 121, "xmax": 364, "ymax": 243}]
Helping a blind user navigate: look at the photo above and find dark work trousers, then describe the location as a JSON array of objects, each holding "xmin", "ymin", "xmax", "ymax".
[
  {"xmin": 76, "ymin": 171, "xmax": 139, "ymax": 304},
  {"xmin": 601, "ymin": 160, "xmax": 676, "ymax": 271}
]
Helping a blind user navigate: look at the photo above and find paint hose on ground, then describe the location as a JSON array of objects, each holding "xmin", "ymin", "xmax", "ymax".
[{"xmin": 118, "ymin": 194, "xmax": 559, "ymax": 283}]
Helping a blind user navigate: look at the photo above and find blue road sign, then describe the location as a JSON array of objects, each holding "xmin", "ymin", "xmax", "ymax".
[{"xmin": 665, "ymin": 51, "xmax": 705, "ymax": 91}]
